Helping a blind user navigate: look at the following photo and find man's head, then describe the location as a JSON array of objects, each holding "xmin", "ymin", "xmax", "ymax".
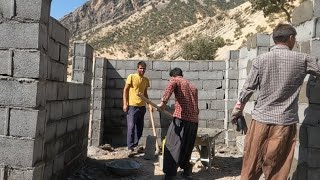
[
  {"xmin": 137, "ymin": 61, "xmax": 147, "ymax": 76},
  {"xmin": 169, "ymin": 67, "xmax": 183, "ymax": 77},
  {"xmin": 272, "ymin": 23, "xmax": 297, "ymax": 50}
]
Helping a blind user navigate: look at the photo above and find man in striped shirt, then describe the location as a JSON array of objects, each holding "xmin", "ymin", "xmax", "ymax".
[
  {"xmin": 231, "ymin": 24, "xmax": 320, "ymax": 180},
  {"xmin": 158, "ymin": 67, "xmax": 199, "ymax": 180}
]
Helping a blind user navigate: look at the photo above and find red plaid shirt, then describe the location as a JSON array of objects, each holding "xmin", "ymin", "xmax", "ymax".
[{"xmin": 161, "ymin": 76, "xmax": 199, "ymax": 123}]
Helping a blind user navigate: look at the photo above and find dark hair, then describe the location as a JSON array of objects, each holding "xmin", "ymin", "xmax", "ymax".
[
  {"xmin": 137, "ymin": 61, "xmax": 146, "ymax": 68},
  {"xmin": 169, "ymin": 67, "xmax": 183, "ymax": 77},
  {"xmin": 272, "ymin": 23, "xmax": 297, "ymax": 43}
]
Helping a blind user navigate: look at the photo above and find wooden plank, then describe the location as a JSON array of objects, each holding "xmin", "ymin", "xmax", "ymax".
[{"xmin": 137, "ymin": 93, "xmax": 173, "ymax": 118}]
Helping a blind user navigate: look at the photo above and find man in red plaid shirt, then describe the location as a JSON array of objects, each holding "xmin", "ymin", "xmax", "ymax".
[{"xmin": 158, "ymin": 67, "xmax": 199, "ymax": 180}]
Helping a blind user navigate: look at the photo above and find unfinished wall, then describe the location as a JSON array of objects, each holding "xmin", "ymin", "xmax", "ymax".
[
  {"xmin": 0, "ymin": 1, "xmax": 92, "ymax": 180},
  {"xmin": 90, "ymin": 59, "xmax": 229, "ymax": 146}
]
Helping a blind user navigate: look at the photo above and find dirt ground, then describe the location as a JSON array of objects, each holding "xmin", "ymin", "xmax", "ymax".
[{"xmin": 68, "ymin": 144, "xmax": 243, "ymax": 180}]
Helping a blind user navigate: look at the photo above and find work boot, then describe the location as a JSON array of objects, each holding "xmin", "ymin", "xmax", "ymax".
[{"xmin": 181, "ymin": 164, "xmax": 193, "ymax": 179}]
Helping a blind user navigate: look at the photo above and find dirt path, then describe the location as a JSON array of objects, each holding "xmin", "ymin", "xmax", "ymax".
[{"xmin": 68, "ymin": 144, "xmax": 243, "ymax": 180}]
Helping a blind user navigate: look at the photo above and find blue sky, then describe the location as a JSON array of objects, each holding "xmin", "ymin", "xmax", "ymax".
[{"xmin": 51, "ymin": 0, "xmax": 89, "ymax": 19}]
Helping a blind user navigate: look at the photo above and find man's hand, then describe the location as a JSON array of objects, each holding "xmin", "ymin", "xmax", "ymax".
[
  {"xmin": 123, "ymin": 104, "xmax": 128, "ymax": 112},
  {"xmin": 157, "ymin": 101, "xmax": 165, "ymax": 111},
  {"xmin": 231, "ymin": 107, "xmax": 243, "ymax": 122},
  {"xmin": 231, "ymin": 101, "xmax": 245, "ymax": 122},
  {"xmin": 148, "ymin": 104, "xmax": 153, "ymax": 112}
]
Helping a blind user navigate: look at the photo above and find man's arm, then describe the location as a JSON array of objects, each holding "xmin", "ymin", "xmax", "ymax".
[
  {"xmin": 158, "ymin": 80, "xmax": 175, "ymax": 109},
  {"xmin": 232, "ymin": 58, "xmax": 259, "ymax": 120},
  {"xmin": 123, "ymin": 83, "xmax": 130, "ymax": 112}
]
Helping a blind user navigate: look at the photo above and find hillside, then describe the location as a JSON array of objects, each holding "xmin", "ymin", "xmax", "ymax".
[{"xmin": 60, "ymin": 0, "xmax": 297, "ymax": 60}]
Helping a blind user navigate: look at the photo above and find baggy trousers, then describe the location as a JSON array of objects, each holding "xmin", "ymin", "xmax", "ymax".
[
  {"xmin": 241, "ymin": 119, "xmax": 296, "ymax": 180},
  {"xmin": 163, "ymin": 118, "xmax": 198, "ymax": 176},
  {"xmin": 127, "ymin": 106, "xmax": 146, "ymax": 149}
]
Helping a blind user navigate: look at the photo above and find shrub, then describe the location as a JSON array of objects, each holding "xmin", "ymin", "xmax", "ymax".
[{"xmin": 181, "ymin": 36, "xmax": 225, "ymax": 60}]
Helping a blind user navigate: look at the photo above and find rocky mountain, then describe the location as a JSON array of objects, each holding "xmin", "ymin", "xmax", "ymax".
[
  {"xmin": 61, "ymin": 0, "xmax": 149, "ymax": 35},
  {"xmin": 60, "ymin": 0, "xmax": 294, "ymax": 60}
]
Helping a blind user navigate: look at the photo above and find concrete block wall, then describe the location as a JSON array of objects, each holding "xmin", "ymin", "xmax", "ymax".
[
  {"xmin": 0, "ymin": 1, "xmax": 93, "ymax": 179},
  {"xmin": 291, "ymin": 2, "xmax": 320, "ymax": 178},
  {"xmin": 90, "ymin": 57, "xmax": 107, "ymax": 146},
  {"xmin": 102, "ymin": 60, "xmax": 226, "ymax": 146}
]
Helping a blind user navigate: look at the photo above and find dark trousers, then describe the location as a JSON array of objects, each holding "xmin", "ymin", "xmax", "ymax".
[
  {"xmin": 163, "ymin": 118, "xmax": 198, "ymax": 176},
  {"xmin": 127, "ymin": 106, "xmax": 146, "ymax": 149}
]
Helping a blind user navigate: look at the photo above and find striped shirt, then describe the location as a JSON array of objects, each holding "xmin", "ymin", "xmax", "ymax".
[
  {"xmin": 161, "ymin": 76, "xmax": 199, "ymax": 123},
  {"xmin": 239, "ymin": 44, "xmax": 320, "ymax": 125}
]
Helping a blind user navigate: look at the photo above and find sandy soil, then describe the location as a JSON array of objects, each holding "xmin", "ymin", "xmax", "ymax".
[{"xmin": 68, "ymin": 144, "xmax": 243, "ymax": 180}]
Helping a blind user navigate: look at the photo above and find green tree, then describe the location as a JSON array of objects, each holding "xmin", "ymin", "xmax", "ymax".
[
  {"xmin": 249, "ymin": 0, "xmax": 294, "ymax": 22},
  {"xmin": 181, "ymin": 36, "xmax": 225, "ymax": 60}
]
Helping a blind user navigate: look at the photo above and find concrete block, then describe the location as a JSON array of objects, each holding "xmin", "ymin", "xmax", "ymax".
[
  {"xmin": 106, "ymin": 60, "xmax": 116, "ymax": 69},
  {"xmin": 210, "ymin": 61, "xmax": 226, "ymax": 70},
  {"xmin": 251, "ymin": 34, "xmax": 270, "ymax": 48},
  {"xmin": 48, "ymin": 38, "xmax": 60, "ymax": 61},
  {"xmin": 92, "ymin": 88, "xmax": 105, "ymax": 99},
  {"xmin": 67, "ymin": 117, "xmax": 77, "ymax": 133},
  {"xmin": 295, "ymin": 18, "xmax": 318, "ymax": 41},
  {"xmin": 153, "ymin": 61, "xmax": 170, "ymax": 70},
  {"xmin": 202, "ymin": 80, "xmax": 222, "ymax": 90},
  {"xmin": 145, "ymin": 70, "xmax": 162, "ymax": 79},
  {"xmin": 48, "ymin": 101, "xmax": 62, "ymax": 121},
  {"xmin": 311, "ymin": 39, "xmax": 320, "ymax": 58},
  {"xmin": 13, "ymin": 50, "xmax": 48, "ymax": 79},
  {"xmin": 50, "ymin": 18, "xmax": 67, "ymax": 45},
  {"xmin": 190, "ymin": 80, "xmax": 202, "ymax": 89},
  {"xmin": 239, "ymin": 47, "xmax": 248, "ymax": 59},
  {"xmin": 0, "ymin": 107, "xmax": 9, "ymax": 135},
  {"xmin": 93, "ymin": 78, "xmax": 105, "ymax": 89},
  {"xmin": 161, "ymin": 71, "xmax": 170, "ymax": 80},
  {"xmin": 199, "ymin": 110, "xmax": 217, "ymax": 120},
  {"xmin": 190, "ymin": 61, "xmax": 209, "ymax": 70},
  {"xmin": 183, "ymin": 71, "xmax": 199, "ymax": 80},
  {"xmin": 226, "ymin": 69, "xmax": 239, "ymax": 79},
  {"xmin": 292, "ymin": 1, "xmax": 314, "ymax": 26},
  {"xmin": 92, "ymin": 110, "xmax": 103, "ymax": 120},
  {"xmin": 73, "ymin": 56, "xmax": 87, "ymax": 70},
  {"xmin": 198, "ymin": 90, "xmax": 215, "ymax": 100},
  {"xmin": 0, "ymin": 78, "xmax": 45, "ymax": 107},
  {"xmin": 74, "ymin": 42, "xmax": 94, "ymax": 58},
  {"xmin": 115, "ymin": 79, "xmax": 126, "ymax": 89},
  {"xmin": 45, "ymin": 122, "xmax": 56, "ymax": 143},
  {"xmin": 16, "ymin": 0, "xmax": 50, "ymax": 23},
  {"xmin": 211, "ymin": 100, "xmax": 225, "ymax": 110},
  {"xmin": 60, "ymin": 44, "xmax": 69, "ymax": 65},
  {"xmin": 199, "ymin": 71, "xmax": 224, "ymax": 80},
  {"xmin": 68, "ymin": 83, "xmax": 78, "ymax": 99},
  {"xmin": 57, "ymin": 83, "xmax": 69, "ymax": 100},
  {"xmin": 95, "ymin": 57, "xmax": 107, "ymax": 69},
  {"xmin": 257, "ymin": 46, "xmax": 269, "ymax": 55},
  {"xmin": 62, "ymin": 100, "xmax": 73, "ymax": 118},
  {"xmin": 105, "ymin": 89, "xmax": 123, "ymax": 98},
  {"xmin": 0, "ymin": 50, "xmax": 13, "ymax": 76},
  {"xmin": 6, "ymin": 165, "xmax": 44, "ymax": 180},
  {"xmin": 46, "ymin": 82, "xmax": 58, "ymax": 101},
  {"xmin": 43, "ymin": 161, "xmax": 53, "ymax": 180},
  {"xmin": 0, "ymin": 0, "xmax": 15, "ymax": 18},
  {"xmin": 116, "ymin": 60, "xmax": 136, "ymax": 70},
  {"xmin": 300, "ymin": 41, "xmax": 311, "ymax": 54},
  {"xmin": 0, "ymin": 136, "xmax": 43, "ymax": 167},
  {"xmin": 150, "ymin": 79, "xmax": 168, "ymax": 90},
  {"xmin": 94, "ymin": 68, "xmax": 107, "ymax": 78},
  {"xmin": 226, "ymin": 50, "xmax": 239, "ymax": 60},
  {"xmin": 170, "ymin": 61, "xmax": 189, "ymax": 71},
  {"xmin": 50, "ymin": 61, "xmax": 66, "ymax": 82},
  {"xmin": 148, "ymin": 89, "xmax": 162, "ymax": 99},
  {"xmin": 107, "ymin": 69, "xmax": 125, "ymax": 79},
  {"xmin": 0, "ymin": 22, "xmax": 48, "ymax": 52},
  {"xmin": 10, "ymin": 108, "xmax": 46, "ymax": 138},
  {"xmin": 207, "ymin": 119, "xmax": 224, "ymax": 129},
  {"xmin": 53, "ymin": 153, "xmax": 65, "ymax": 174},
  {"xmin": 56, "ymin": 120, "xmax": 67, "ymax": 138}
]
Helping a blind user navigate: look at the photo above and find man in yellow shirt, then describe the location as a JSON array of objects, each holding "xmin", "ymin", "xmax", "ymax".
[{"xmin": 123, "ymin": 61, "xmax": 151, "ymax": 156}]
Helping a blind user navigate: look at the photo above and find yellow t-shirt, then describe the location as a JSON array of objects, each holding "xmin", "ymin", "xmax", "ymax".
[{"xmin": 126, "ymin": 73, "xmax": 150, "ymax": 106}]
